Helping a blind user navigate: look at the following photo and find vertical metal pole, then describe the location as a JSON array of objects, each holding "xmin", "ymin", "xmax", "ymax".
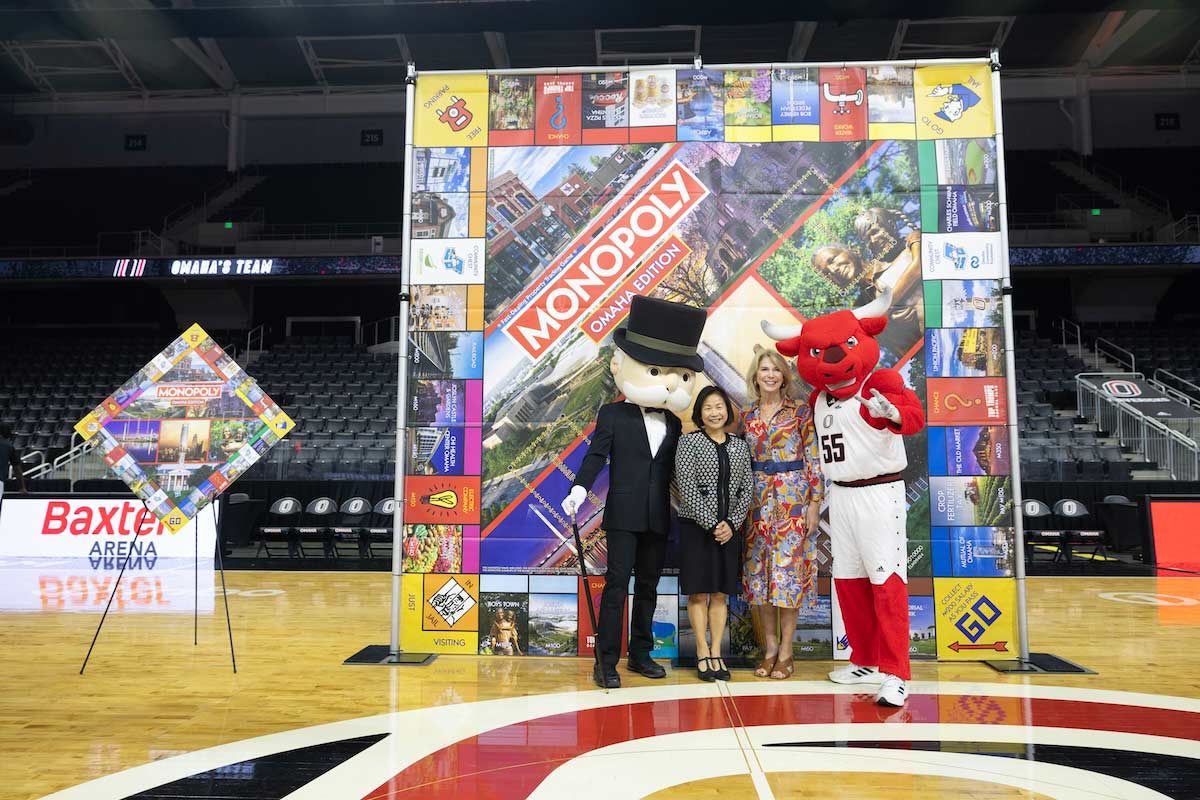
[
  {"xmin": 991, "ymin": 50, "xmax": 1031, "ymax": 663},
  {"xmin": 389, "ymin": 67, "xmax": 418, "ymax": 659}
]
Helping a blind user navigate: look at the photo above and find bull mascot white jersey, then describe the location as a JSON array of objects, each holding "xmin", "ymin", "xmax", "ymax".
[{"xmin": 762, "ymin": 288, "xmax": 925, "ymax": 707}]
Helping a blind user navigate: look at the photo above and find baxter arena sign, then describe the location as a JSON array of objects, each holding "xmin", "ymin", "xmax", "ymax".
[{"xmin": 0, "ymin": 497, "xmax": 217, "ymax": 558}]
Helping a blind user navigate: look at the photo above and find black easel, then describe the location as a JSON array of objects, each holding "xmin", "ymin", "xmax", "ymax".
[{"xmin": 81, "ymin": 498, "xmax": 237, "ymax": 674}]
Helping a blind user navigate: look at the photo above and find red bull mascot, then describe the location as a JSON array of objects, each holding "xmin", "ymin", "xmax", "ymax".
[{"xmin": 762, "ymin": 288, "xmax": 924, "ymax": 706}]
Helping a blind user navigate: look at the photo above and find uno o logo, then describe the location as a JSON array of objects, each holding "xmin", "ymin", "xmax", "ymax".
[
  {"xmin": 1099, "ymin": 592, "xmax": 1200, "ymax": 606},
  {"xmin": 348, "ymin": 499, "xmax": 367, "ymax": 513},
  {"xmin": 278, "ymin": 499, "xmax": 298, "ymax": 514},
  {"xmin": 380, "ymin": 499, "xmax": 396, "ymax": 514},
  {"xmin": 1022, "ymin": 500, "xmax": 1044, "ymax": 516},
  {"xmin": 1102, "ymin": 379, "xmax": 1142, "ymax": 398},
  {"xmin": 314, "ymin": 499, "xmax": 333, "ymax": 514},
  {"xmin": 1059, "ymin": 500, "xmax": 1081, "ymax": 516}
]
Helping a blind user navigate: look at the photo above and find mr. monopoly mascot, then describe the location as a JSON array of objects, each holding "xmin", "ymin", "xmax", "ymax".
[
  {"xmin": 762, "ymin": 288, "xmax": 924, "ymax": 706},
  {"xmin": 563, "ymin": 295, "xmax": 707, "ymax": 689}
]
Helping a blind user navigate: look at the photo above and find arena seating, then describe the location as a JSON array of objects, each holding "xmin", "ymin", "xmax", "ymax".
[
  {"xmin": 1013, "ymin": 329, "xmax": 1154, "ymax": 481},
  {"xmin": 1078, "ymin": 323, "xmax": 1200, "ymax": 389},
  {"xmin": 0, "ymin": 334, "xmax": 164, "ymax": 464},
  {"xmin": 245, "ymin": 336, "xmax": 398, "ymax": 480},
  {"xmin": 0, "ymin": 331, "xmax": 397, "ymax": 479}
]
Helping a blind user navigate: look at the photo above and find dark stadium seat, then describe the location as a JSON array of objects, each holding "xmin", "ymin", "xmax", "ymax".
[
  {"xmin": 297, "ymin": 497, "xmax": 338, "ymax": 558},
  {"xmin": 257, "ymin": 496, "xmax": 302, "ymax": 558},
  {"xmin": 332, "ymin": 496, "xmax": 373, "ymax": 558}
]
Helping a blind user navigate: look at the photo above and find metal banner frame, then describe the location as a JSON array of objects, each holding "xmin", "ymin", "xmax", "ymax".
[{"xmin": 348, "ymin": 52, "xmax": 1085, "ymax": 673}]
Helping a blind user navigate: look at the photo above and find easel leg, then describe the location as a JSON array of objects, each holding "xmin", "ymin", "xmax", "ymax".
[
  {"xmin": 80, "ymin": 545, "xmax": 134, "ymax": 675},
  {"xmin": 214, "ymin": 502, "xmax": 237, "ymax": 673}
]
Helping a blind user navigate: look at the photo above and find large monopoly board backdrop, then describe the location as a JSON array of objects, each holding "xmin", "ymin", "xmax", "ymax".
[{"xmin": 401, "ymin": 60, "xmax": 1017, "ymax": 663}]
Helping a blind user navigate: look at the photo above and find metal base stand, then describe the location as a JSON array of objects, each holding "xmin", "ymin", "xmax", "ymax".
[
  {"xmin": 984, "ymin": 652, "xmax": 1095, "ymax": 674},
  {"xmin": 343, "ymin": 644, "xmax": 436, "ymax": 666}
]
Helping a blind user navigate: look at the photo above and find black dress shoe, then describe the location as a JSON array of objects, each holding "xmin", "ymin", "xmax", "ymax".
[
  {"xmin": 626, "ymin": 656, "xmax": 667, "ymax": 679},
  {"xmin": 696, "ymin": 657, "xmax": 716, "ymax": 682},
  {"xmin": 593, "ymin": 663, "xmax": 621, "ymax": 689},
  {"xmin": 712, "ymin": 658, "xmax": 731, "ymax": 681}
]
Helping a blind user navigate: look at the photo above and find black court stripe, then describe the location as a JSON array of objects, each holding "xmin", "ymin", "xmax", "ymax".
[{"xmin": 122, "ymin": 734, "xmax": 387, "ymax": 800}]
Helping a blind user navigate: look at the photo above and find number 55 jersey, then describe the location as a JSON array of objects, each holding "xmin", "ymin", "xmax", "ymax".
[{"xmin": 814, "ymin": 387, "xmax": 908, "ymax": 482}]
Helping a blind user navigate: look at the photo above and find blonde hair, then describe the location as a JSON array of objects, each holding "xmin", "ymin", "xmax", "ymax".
[{"xmin": 745, "ymin": 348, "xmax": 794, "ymax": 402}]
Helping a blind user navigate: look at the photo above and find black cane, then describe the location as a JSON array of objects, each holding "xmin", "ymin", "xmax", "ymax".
[{"xmin": 571, "ymin": 512, "xmax": 602, "ymax": 672}]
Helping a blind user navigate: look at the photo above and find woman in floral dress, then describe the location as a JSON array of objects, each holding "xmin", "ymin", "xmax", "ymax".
[{"xmin": 741, "ymin": 349, "xmax": 824, "ymax": 680}]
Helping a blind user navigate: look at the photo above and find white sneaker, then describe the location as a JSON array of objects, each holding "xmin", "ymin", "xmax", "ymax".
[
  {"xmin": 827, "ymin": 663, "xmax": 881, "ymax": 685},
  {"xmin": 875, "ymin": 674, "xmax": 907, "ymax": 707}
]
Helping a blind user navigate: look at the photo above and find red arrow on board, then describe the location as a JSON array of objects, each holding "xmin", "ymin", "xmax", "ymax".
[{"xmin": 948, "ymin": 641, "xmax": 1009, "ymax": 652}]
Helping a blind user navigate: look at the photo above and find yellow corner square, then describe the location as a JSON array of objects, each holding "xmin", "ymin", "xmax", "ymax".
[
  {"xmin": 914, "ymin": 65, "xmax": 994, "ymax": 140},
  {"xmin": 934, "ymin": 577, "xmax": 1017, "ymax": 660},
  {"xmin": 161, "ymin": 507, "xmax": 188, "ymax": 533},
  {"xmin": 413, "ymin": 74, "xmax": 489, "ymax": 148},
  {"xmin": 400, "ymin": 574, "xmax": 478, "ymax": 654},
  {"xmin": 265, "ymin": 411, "xmax": 295, "ymax": 437},
  {"xmin": 74, "ymin": 414, "xmax": 101, "ymax": 440},
  {"xmin": 182, "ymin": 323, "xmax": 208, "ymax": 350}
]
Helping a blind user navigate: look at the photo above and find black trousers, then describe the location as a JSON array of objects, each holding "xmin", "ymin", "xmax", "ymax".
[{"xmin": 597, "ymin": 528, "xmax": 667, "ymax": 669}]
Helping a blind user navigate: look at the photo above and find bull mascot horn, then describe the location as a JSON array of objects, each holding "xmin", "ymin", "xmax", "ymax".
[{"xmin": 760, "ymin": 287, "xmax": 894, "ymax": 344}]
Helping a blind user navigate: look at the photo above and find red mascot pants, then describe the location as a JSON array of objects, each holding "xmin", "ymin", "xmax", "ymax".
[{"xmin": 829, "ymin": 482, "xmax": 911, "ymax": 681}]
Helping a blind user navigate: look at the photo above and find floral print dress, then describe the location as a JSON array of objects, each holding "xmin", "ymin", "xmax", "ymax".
[{"xmin": 741, "ymin": 397, "xmax": 824, "ymax": 609}]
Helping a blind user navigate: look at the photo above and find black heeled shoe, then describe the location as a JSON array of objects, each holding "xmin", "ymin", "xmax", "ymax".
[
  {"xmin": 712, "ymin": 657, "xmax": 731, "ymax": 681},
  {"xmin": 696, "ymin": 657, "xmax": 716, "ymax": 682}
]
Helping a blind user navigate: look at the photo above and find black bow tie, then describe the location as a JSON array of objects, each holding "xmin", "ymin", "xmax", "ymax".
[{"xmin": 642, "ymin": 406, "xmax": 668, "ymax": 415}]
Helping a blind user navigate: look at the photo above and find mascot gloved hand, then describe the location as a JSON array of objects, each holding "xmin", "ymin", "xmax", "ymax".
[
  {"xmin": 762, "ymin": 288, "xmax": 924, "ymax": 707},
  {"xmin": 565, "ymin": 295, "xmax": 706, "ymax": 690}
]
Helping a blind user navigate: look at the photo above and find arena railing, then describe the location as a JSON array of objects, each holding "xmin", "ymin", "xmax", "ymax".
[
  {"xmin": 1054, "ymin": 318, "xmax": 1085, "ymax": 363},
  {"xmin": 1076, "ymin": 372, "xmax": 1199, "ymax": 481},
  {"xmin": 363, "ymin": 316, "xmax": 400, "ymax": 348},
  {"xmin": 1153, "ymin": 369, "xmax": 1200, "ymax": 407},
  {"xmin": 1094, "ymin": 337, "xmax": 1136, "ymax": 373}
]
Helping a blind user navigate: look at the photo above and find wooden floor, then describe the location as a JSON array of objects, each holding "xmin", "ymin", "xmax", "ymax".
[{"xmin": 3, "ymin": 572, "xmax": 1199, "ymax": 800}]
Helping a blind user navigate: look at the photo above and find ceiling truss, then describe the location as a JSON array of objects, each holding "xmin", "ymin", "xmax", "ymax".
[
  {"xmin": 296, "ymin": 34, "xmax": 412, "ymax": 88},
  {"xmin": 889, "ymin": 16, "xmax": 1015, "ymax": 60},
  {"xmin": 0, "ymin": 38, "xmax": 145, "ymax": 97},
  {"xmin": 594, "ymin": 26, "xmax": 701, "ymax": 66}
]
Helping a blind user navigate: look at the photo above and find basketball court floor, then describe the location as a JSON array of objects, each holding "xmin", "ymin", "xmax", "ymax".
[{"xmin": 3, "ymin": 571, "xmax": 1199, "ymax": 800}]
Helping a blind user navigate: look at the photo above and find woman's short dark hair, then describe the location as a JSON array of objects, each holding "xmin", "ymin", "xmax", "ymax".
[{"xmin": 691, "ymin": 385, "xmax": 736, "ymax": 430}]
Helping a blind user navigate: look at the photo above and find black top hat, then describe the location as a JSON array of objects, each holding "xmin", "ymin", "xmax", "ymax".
[{"xmin": 613, "ymin": 296, "xmax": 706, "ymax": 371}]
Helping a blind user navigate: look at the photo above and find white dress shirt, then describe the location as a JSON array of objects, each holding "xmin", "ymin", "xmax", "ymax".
[{"xmin": 627, "ymin": 399, "xmax": 667, "ymax": 457}]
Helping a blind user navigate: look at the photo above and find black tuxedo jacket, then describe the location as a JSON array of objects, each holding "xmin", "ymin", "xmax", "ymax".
[{"xmin": 574, "ymin": 401, "xmax": 681, "ymax": 534}]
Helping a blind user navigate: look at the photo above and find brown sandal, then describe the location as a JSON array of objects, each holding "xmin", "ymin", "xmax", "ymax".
[
  {"xmin": 769, "ymin": 656, "xmax": 794, "ymax": 680},
  {"xmin": 754, "ymin": 655, "xmax": 777, "ymax": 678}
]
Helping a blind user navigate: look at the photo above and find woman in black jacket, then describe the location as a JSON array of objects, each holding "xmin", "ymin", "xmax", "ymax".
[{"xmin": 675, "ymin": 385, "xmax": 753, "ymax": 681}]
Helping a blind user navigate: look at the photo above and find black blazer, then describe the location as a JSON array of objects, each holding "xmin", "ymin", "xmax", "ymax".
[{"xmin": 574, "ymin": 401, "xmax": 681, "ymax": 534}]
